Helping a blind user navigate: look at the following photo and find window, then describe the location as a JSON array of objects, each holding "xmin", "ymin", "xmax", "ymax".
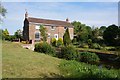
[
  {"xmin": 51, "ymin": 26, "xmax": 55, "ymax": 30},
  {"xmin": 48, "ymin": 33, "xmax": 50, "ymax": 38},
  {"xmin": 35, "ymin": 25, "xmax": 40, "ymax": 29},
  {"xmin": 35, "ymin": 32, "xmax": 40, "ymax": 39},
  {"xmin": 64, "ymin": 27, "xmax": 67, "ymax": 30},
  {"xmin": 54, "ymin": 34, "xmax": 58, "ymax": 40}
]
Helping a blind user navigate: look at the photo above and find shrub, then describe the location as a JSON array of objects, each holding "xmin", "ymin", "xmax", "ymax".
[
  {"xmin": 63, "ymin": 28, "xmax": 71, "ymax": 46},
  {"xmin": 59, "ymin": 45, "xmax": 79, "ymax": 60},
  {"xmin": 79, "ymin": 52, "xmax": 100, "ymax": 64},
  {"xmin": 34, "ymin": 42, "xmax": 56, "ymax": 56},
  {"xmin": 57, "ymin": 38, "xmax": 63, "ymax": 47},
  {"xmin": 79, "ymin": 43, "xmax": 89, "ymax": 48},
  {"xmin": 91, "ymin": 43, "xmax": 101, "ymax": 49},
  {"xmin": 59, "ymin": 60, "xmax": 120, "ymax": 79},
  {"xmin": 51, "ymin": 38, "xmax": 57, "ymax": 47}
]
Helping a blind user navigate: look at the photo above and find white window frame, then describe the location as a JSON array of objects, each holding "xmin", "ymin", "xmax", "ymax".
[
  {"xmin": 35, "ymin": 32, "xmax": 40, "ymax": 40},
  {"xmin": 48, "ymin": 33, "xmax": 50, "ymax": 38},
  {"xmin": 51, "ymin": 26, "xmax": 55, "ymax": 30},
  {"xmin": 54, "ymin": 34, "xmax": 58, "ymax": 40},
  {"xmin": 35, "ymin": 25, "xmax": 40, "ymax": 30}
]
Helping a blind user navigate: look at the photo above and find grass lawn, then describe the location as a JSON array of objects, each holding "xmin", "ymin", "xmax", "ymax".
[
  {"xmin": 2, "ymin": 41, "xmax": 120, "ymax": 79},
  {"xmin": 2, "ymin": 41, "xmax": 62, "ymax": 78}
]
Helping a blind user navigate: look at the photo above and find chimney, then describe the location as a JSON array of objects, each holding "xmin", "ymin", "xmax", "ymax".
[
  {"xmin": 25, "ymin": 9, "xmax": 28, "ymax": 18},
  {"xmin": 66, "ymin": 18, "xmax": 69, "ymax": 22}
]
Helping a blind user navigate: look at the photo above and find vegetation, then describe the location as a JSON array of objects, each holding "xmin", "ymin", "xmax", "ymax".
[
  {"xmin": 59, "ymin": 45, "xmax": 79, "ymax": 60},
  {"xmin": 103, "ymin": 24, "xmax": 120, "ymax": 46},
  {"xmin": 63, "ymin": 28, "xmax": 71, "ymax": 46},
  {"xmin": 2, "ymin": 41, "xmax": 62, "ymax": 78},
  {"xmin": 39, "ymin": 25, "xmax": 47, "ymax": 42},
  {"xmin": 59, "ymin": 60, "xmax": 120, "ymax": 79},
  {"xmin": 56, "ymin": 38, "xmax": 63, "ymax": 47},
  {"xmin": 2, "ymin": 41, "xmax": 120, "ymax": 79},
  {"xmin": 51, "ymin": 38, "xmax": 57, "ymax": 47},
  {"xmin": 0, "ymin": 3, "xmax": 7, "ymax": 17},
  {"xmin": 34, "ymin": 42, "xmax": 56, "ymax": 56},
  {"xmin": 79, "ymin": 52, "xmax": 100, "ymax": 64}
]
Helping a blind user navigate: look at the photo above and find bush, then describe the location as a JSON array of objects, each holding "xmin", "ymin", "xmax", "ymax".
[
  {"xmin": 79, "ymin": 52, "xmax": 100, "ymax": 64},
  {"xmin": 51, "ymin": 38, "xmax": 57, "ymax": 47},
  {"xmin": 57, "ymin": 38, "xmax": 63, "ymax": 47},
  {"xmin": 79, "ymin": 43, "xmax": 89, "ymax": 48},
  {"xmin": 91, "ymin": 43, "xmax": 101, "ymax": 49},
  {"xmin": 59, "ymin": 60, "xmax": 120, "ymax": 79},
  {"xmin": 34, "ymin": 42, "xmax": 56, "ymax": 56},
  {"xmin": 59, "ymin": 45, "xmax": 79, "ymax": 60}
]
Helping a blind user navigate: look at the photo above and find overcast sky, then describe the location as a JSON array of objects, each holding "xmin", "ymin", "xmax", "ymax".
[{"xmin": 1, "ymin": 2, "xmax": 118, "ymax": 35}]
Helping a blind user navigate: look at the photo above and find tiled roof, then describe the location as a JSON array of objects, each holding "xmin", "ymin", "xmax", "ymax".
[{"xmin": 27, "ymin": 17, "xmax": 73, "ymax": 27}]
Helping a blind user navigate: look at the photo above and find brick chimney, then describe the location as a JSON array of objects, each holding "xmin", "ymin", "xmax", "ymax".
[
  {"xmin": 25, "ymin": 9, "xmax": 28, "ymax": 18},
  {"xmin": 66, "ymin": 18, "xmax": 69, "ymax": 22}
]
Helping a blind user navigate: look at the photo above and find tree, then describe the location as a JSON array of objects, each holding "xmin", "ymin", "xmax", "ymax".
[
  {"xmin": 103, "ymin": 24, "xmax": 119, "ymax": 46},
  {"xmin": 63, "ymin": 28, "xmax": 71, "ymax": 46},
  {"xmin": 2, "ymin": 29, "xmax": 9, "ymax": 40},
  {"xmin": 91, "ymin": 27, "xmax": 100, "ymax": 43},
  {"xmin": 99, "ymin": 26, "xmax": 106, "ymax": 36},
  {"xmin": 0, "ymin": 4, "xmax": 7, "ymax": 21},
  {"xmin": 14, "ymin": 29, "xmax": 22, "ymax": 39},
  {"xmin": 39, "ymin": 25, "xmax": 47, "ymax": 42},
  {"xmin": 72, "ymin": 21, "xmax": 89, "ymax": 43}
]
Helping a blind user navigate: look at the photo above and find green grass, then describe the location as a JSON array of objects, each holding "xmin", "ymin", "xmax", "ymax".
[
  {"xmin": 2, "ymin": 41, "xmax": 62, "ymax": 78},
  {"xmin": 2, "ymin": 41, "xmax": 120, "ymax": 79},
  {"xmin": 77, "ymin": 48, "xmax": 118, "ymax": 55}
]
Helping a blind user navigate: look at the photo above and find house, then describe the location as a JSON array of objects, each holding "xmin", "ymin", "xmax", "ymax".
[{"xmin": 23, "ymin": 11, "xmax": 74, "ymax": 43}]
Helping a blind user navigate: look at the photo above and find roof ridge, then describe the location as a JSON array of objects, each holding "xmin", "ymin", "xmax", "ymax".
[{"xmin": 28, "ymin": 17, "xmax": 70, "ymax": 23}]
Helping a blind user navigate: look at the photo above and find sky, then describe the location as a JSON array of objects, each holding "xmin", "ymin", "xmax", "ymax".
[{"xmin": 1, "ymin": 2, "xmax": 119, "ymax": 35}]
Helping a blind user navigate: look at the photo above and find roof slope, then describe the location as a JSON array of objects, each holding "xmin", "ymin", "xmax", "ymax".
[{"xmin": 27, "ymin": 17, "xmax": 73, "ymax": 27}]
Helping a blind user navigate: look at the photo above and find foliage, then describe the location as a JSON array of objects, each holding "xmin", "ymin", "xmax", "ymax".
[
  {"xmin": 0, "ymin": 4, "xmax": 7, "ymax": 17},
  {"xmin": 79, "ymin": 42, "xmax": 89, "ymax": 48},
  {"xmin": 103, "ymin": 24, "xmax": 119, "ymax": 46},
  {"xmin": 87, "ymin": 39, "xmax": 92, "ymax": 48},
  {"xmin": 57, "ymin": 38, "xmax": 63, "ymax": 47},
  {"xmin": 34, "ymin": 42, "xmax": 56, "ymax": 56},
  {"xmin": 39, "ymin": 25, "xmax": 47, "ymax": 42},
  {"xmin": 99, "ymin": 26, "xmax": 106, "ymax": 36},
  {"xmin": 63, "ymin": 28, "xmax": 71, "ymax": 46},
  {"xmin": 59, "ymin": 60, "xmax": 120, "ymax": 79},
  {"xmin": 59, "ymin": 45, "xmax": 79, "ymax": 60},
  {"xmin": 91, "ymin": 27, "xmax": 100, "ymax": 42},
  {"xmin": 72, "ymin": 21, "xmax": 91, "ymax": 43},
  {"xmin": 79, "ymin": 52, "xmax": 100, "ymax": 64},
  {"xmin": 2, "ymin": 29, "xmax": 10, "ymax": 40},
  {"xmin": 51, "ymin": 38, "xmax": 57, "ymax": 47},
  {"xmin": 14, "ymin": 29, "xmax": 22, "ymax": 39},
  {"xmin": 91, "ymin": 43, "xmax": 101, "ymax": 49}
]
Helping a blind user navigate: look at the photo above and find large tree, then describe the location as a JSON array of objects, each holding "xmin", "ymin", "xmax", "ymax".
[
  {"xmin": 63, "ymin": 28, "xmax": 71, "ymax": 46},
  {"xmin": 39, "ymin": 25, "xmax": 47, "ymax": 42},
  {"xmin": 103, "ymin": 24, "xmax": 119, "ymax": 46},
  {"xmin": 72, "ymin": 21, "xmax": 91, "ymax": 43},
  {"xmin": 99, "ymin": 26, "xmax": 106, "ymax": 36},
  {"xmin": 14, "ymin": 29, "xmax": 22, "ymax": 39}
]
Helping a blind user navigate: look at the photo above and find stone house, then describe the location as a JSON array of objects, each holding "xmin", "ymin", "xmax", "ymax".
[{"xmin": 23, "ymin": 11, "xmax": 74, "ymax": 43}]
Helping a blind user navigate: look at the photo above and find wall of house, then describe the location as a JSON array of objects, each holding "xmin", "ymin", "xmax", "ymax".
[
  {"xmin": 29, "ymin": 24, "xmax": 36, "ymax": 41},
  {"xmin": 26, "ymin": 23, "xmax": 74, "ymax": 44}
]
